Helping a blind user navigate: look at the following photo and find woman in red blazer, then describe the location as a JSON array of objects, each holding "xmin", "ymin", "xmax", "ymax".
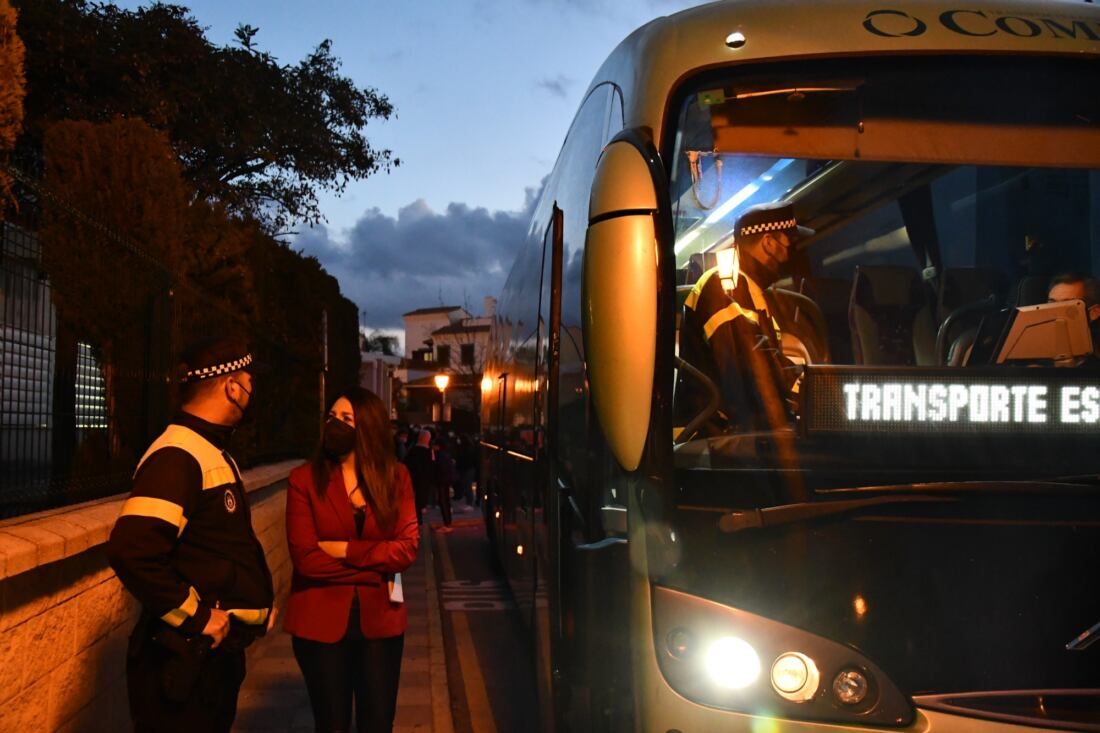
[{"xmin": 284, "ymin": 387, "xmax": 419, "ymax": 733}]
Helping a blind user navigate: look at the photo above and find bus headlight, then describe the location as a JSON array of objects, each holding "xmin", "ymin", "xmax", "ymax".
[
  {"xmin": 704, "ymin": 637, "xmax": 760, "ymax": 689},
  {"xmin": 833, "ymin": 669, "xmax": 870, "ymax": 705},
  {"xmin": 771, "ymin": 652, "xmax": 820, "ymax": 702},
  {"xmin": 652, "ymin": 585, "xmax": 912, "ymax": 727}
]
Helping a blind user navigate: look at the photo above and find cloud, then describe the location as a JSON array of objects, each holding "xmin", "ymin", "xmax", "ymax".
[
  {"xmin": 536, "ymin": 74, "xmax": 573, "ymax": 99},
  {"xmin": 295, "ymin": 179, "xmax": 547, "ymax": 330}
]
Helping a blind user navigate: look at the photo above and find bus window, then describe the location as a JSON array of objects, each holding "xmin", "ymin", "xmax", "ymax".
[
  {"xmin": 549, "ymin": 84, "xmax": 617, "ymax": 533},
  {"xmin": 670, "ymin": 56, "xmax": 1100, "ymax": 479}
]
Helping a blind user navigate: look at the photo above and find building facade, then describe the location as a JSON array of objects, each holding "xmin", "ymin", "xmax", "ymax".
[{"xmin": 398, "ymin": 297, "xmax": 495, "ymax": 430}]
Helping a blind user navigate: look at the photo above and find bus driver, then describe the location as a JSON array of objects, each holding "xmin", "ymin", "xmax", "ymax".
[{"xmin": 678, "ymin": 202, "xmax": 814, "ymax": 435}]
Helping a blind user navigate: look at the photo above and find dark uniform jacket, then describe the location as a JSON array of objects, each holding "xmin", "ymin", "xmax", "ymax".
[
  {"xmin": 678, "ymin": 264, "xmax": 796, "ymax": 434},
  {"xmin": 107, "ymin": 412, "xmax": 274, "ymax": 637}
]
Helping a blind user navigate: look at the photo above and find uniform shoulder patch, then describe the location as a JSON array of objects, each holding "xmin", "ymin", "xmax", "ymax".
[{"xmin": 224, "ymin": 488, "xmax": 238, "ymax": 514}]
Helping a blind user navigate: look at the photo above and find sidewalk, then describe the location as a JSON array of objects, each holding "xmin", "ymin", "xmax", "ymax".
[{"xmin": 233, "ymin": 521, "xmax": 454, "ymax": 732}]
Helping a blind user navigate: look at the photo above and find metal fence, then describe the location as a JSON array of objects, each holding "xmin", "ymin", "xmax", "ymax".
[
  {"xmin": 0, "ymin": 168, "xmax": 347, "ymax": 519},
  {"xmin": 1, "ymin": 215, "xmax": 58, "ymax": 512}
]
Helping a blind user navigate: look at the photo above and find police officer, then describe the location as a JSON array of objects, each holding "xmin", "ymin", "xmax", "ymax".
[
  {"xmin": 107, "ymin": 336, "xmax": 275, "ymax": 733},
  {"xmin": 679, "ymin": 202, "xmax": 814, "ymax": 434}
]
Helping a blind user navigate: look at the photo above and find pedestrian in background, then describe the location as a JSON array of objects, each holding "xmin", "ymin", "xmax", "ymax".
[
  {"xmin": 284, "ymin": 388, "xmax": 419, "ymax": 733},
  {"xmin": 454, "ymin": 434, "xmax": 477, "ymax": 509},
  {"xmin": 433, "ymin": 435, "xmax": 455, "ymax": 531},
  {"xmin": 403, "ymin": 429, "xmax": 435, "ymax": 524},
  {"xmin": 393, "ymin": 426, "xmax": 409, "ymax": 461},
  {"xmin": 107, "ymin": 337, "xmax": 275, "ymax": 733}
]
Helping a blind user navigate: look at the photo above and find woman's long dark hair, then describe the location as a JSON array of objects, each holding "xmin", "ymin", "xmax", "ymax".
[{"xmin": 311, "ymin": 388, "xmax": 399, "ymax": 532}]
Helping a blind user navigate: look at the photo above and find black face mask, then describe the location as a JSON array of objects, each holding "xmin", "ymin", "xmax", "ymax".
[
  {"xmin": 226, "ymin": 378, "xmax": 253, "ymax": 421},
  {"xmin": 323, "ymin": 418, "xmax": 357, "ymax": 458}
]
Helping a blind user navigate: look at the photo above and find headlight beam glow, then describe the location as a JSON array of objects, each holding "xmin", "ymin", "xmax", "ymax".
[{"xmin": 704, "ymin": 636, "xmax": 761, "ymax": 690}]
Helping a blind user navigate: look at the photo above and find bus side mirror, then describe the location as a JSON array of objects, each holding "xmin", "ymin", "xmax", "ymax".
[{"xmin": 582, "ymin": 137, "xmax": 659, "ymax": 472}]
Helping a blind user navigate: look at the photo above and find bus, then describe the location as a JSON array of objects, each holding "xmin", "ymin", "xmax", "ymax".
[{"xmin": 478, "ymin": 1, "xmax": 1100, "ymax": 731}]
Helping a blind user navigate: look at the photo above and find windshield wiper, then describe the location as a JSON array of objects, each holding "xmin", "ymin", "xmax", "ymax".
[
  {"xmin": 1048, "ymin": 473, "xmax": 1100, "ymax": 487},
  {"xmin": 717, "ymin": 479, "xmax": 1093, "ymax": 534},
  {"xmin": 718, "ymin": 494, "xmax": 951, "ymax": 533},
  {"xmin": 817, "ymin": 480, "xmax": 1095, "ymax": 496}
]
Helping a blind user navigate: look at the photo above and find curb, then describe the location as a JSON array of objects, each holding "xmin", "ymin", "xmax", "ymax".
[{"xmin": 424, "ymin": 525, "xmax": 456, "ymax": 733}]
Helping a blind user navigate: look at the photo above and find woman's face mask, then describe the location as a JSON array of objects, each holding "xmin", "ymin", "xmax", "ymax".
[{"xmin": 322, "ymin": 416, "xmax": 357, "ymax": 458}]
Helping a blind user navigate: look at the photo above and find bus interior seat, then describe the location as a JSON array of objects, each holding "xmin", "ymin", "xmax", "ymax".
[
  {"xmin": 688, "ymin": 252, "xmax": 717, "ymax": 282},
  {"xmin": 765, "ymin": 286, "xmax": 830, "ymax": 363},
  {"xmin": 947, "ymin": 331, "xmax": 977, "ymax": 366},
  {"xmin": 936, "ymin": 267, "xmax": 1007, "ymax": 365},
  {"xmin": 849, "ymin": 265, "xmax": 937, "ymax": 365},
  {"xmin": 936, "ymin": 267, "xmax": 1007, "ymax": 322},
  {"xmin": 1010, "ymin": 275, "xmax": 1049, "ymax": 307},
  {"xmin": 799, "ymin": 276, "xmax": 854, "ymax": 363}
]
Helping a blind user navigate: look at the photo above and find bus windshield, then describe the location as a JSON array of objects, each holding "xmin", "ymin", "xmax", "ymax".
[
  {"xmin": 662, "ymin": 55, "xmax": 1100, "ymax": 707},
  {"xmin": 670, "ymin": 56, "xmax": 1100, "ymax": 489}
]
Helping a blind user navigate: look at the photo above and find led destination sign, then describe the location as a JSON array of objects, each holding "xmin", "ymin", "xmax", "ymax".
[
  {"xmin": 842, "ymin": 383, "xmax": 1099, "ymax": 425},
  {"xmin": 804, "ymin": 367, "xmax": 1100, "ymax": 435}
]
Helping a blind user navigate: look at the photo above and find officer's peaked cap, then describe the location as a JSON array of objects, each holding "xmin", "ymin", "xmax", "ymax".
[
  {"xmin": 179, "ymin": 336, "xmax": 255, "ymax": 383},
  {"xmin": 735, "ymin": 202, "xmax": 814, "ymax": 242}
]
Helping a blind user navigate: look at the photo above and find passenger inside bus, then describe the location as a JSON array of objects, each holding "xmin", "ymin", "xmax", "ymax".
[
  {"xmin": 676, "ymin": 203, "xmax": 812, "ymax": 439},
  {"xmin": 1047, "ymin": 272, "xmax": 1100, "ymax": 360}
]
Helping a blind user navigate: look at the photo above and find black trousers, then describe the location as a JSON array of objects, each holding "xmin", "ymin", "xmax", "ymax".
[
  {"xmin": 126, "ymin": 622, "xmax": 246, "ymax": 733},
  {"xmin": 436, "ymin": 482, "xmax": 453, "ymax": 526},
  {"xmin": 292, "ymin": 605, "xmax": 405, "ymax": 733}
]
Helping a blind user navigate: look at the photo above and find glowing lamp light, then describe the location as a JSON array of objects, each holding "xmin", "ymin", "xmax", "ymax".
[
  {"xmin": 716, "ymin": 247, "xmax": 739, "ymax": 292},
  {"xmin": 705, "ymin": 636, "xmax": 760, "ymax": 690},
  {"xmin": 481, "ymin": 376, "xmax": 493, "ymax": 393},
  {"xmin": 494, "ymin": 510, "xmax": 501, "ymax": 519},
  {"xmin": 725, "ymin": 30, "xmax": 747, "ymax": 48},
  {"xmin": 433, "ymin": 373, "xmax": 450, "ymax": 392},
  {"xmin": 516, "ymin": 544, "xmax": 524, "ymax": 556},
  {"xmin": 771, "ymin": 652, "xmax": 820, "ymax": 702}
]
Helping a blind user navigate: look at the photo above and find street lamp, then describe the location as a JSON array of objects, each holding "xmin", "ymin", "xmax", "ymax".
[{"xmin": 433, "ymin": 373, "xmax": 451, "ymax": 423}]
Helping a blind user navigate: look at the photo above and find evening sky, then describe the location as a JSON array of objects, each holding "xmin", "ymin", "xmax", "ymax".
[{"xmin": 115, "ymin": 0, "xmax": 702, "ymax": 333}]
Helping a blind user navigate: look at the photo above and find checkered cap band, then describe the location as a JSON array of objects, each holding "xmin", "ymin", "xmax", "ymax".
[
  {"xmin": 184, "ymin": 353, "xmax": 253, "ymax": 382},
  {"xmin": 738, "ymin": 218, "xmax": 796, "ymax": 238}
]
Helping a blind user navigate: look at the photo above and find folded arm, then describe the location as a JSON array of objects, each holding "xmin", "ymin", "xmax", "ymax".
[
  {"xmin": 345, "ymin": 467, "xmax": 420, "ymax": 572},
  {"xmin": 286, "ymin": 471, "xmax": 384, "ymax": 585}
]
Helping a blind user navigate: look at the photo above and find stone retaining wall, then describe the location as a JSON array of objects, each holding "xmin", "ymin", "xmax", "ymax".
[{"xmin": 0, "ymin": 461, "xmax": 300, "ymax": 733}]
